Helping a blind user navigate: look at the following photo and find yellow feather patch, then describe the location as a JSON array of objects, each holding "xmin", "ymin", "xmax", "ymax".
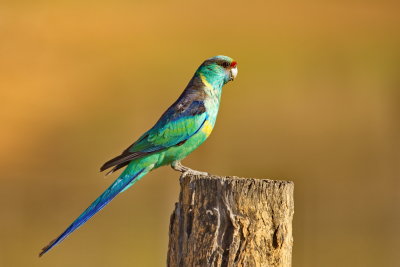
[
  {"xmin": 200, "ymin": 74, "xmax": 213, "ymax": 89},
  {"xmin": 201, "ymin": 120, "xmax": 213, "ymax": 136}
]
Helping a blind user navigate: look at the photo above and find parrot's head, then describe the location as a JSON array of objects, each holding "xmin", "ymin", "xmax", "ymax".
[{"xmin": 196, "ymin": 55, "xmax": 238, "ymax": 87}]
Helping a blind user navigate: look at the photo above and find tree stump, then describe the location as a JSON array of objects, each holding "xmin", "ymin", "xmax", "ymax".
[{"xmin": 167, "ymin": 174, "xmax": 294, "ymax": 267}]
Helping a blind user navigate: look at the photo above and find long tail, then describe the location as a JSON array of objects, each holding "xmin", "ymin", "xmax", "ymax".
[{"xmin": 39, "ymin": 168, "xmax": 146, "ymax": 257}]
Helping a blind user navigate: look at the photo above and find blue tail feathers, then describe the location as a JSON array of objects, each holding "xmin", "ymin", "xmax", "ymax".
[{"xmin": 39, "ymin": 168, "xmax": 145, "ymax": 257}]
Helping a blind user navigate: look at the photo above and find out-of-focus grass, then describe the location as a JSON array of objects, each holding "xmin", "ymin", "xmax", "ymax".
[{"xmin": 0, "ymin": 1, "xmax": 399, "ymax": 266}]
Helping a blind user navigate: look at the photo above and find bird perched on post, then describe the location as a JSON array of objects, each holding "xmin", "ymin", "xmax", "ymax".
[{"xmin": 39, "ymin": 55, "xmax": 238, "ymax": 257}]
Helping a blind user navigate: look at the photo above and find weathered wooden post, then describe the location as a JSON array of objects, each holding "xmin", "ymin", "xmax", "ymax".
[{"xmin": 167, "ymin": 174, "xmax": 294, "ymax": 267}]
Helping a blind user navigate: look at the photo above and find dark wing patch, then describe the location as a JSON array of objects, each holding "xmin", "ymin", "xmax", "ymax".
[
  {"xmin": 175, "ymin": 139, "xmax": 187, "ymax": 146},
  {"xmin": 104, "ymin": 162, "xmax": 128, "ymax": 175},
  {"xmin": 100, "ymin": 133, "xmax": 149, "ymax": 174},
  {"xmin": 177, "ymin": 100, "xmax": 205, "ymax": 117},
  {"xmin": 100, "ymin": 151, "xmax": 152, "ymax": 173}
]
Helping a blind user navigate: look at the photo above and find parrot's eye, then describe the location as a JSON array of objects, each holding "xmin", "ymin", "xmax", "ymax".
[{"xmin": 221, "ymin": 62, "xmax": 230, "ymax": 68}]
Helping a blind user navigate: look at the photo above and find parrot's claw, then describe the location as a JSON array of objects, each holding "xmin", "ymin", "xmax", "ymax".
[{"xmin": 171, "ymin": 161, "xmax": 209, "ymax": 176}]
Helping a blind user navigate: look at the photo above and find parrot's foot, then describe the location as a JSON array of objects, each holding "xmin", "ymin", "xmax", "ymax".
[{"xmin": 171, "ymin": 161, "xmax": 208, "ymax": 176}]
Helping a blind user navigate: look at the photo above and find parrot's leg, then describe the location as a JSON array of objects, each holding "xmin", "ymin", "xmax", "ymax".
[{"xmin": 171, "ymin": 161, "xmax": 208, "ymax": 176}]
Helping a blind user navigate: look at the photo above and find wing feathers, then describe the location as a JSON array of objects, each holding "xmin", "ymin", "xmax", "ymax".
[
  {"xmin": 100, "ymin": 96, "xmax": 207, "ymax": 173},
  {"xmin": 100, "ymin": 151, "xmax": 151, "ymax": 172}
]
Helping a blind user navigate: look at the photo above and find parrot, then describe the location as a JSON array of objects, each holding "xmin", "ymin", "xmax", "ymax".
[{"xmin": 39, "ymin": 55, "xmax": 238, "ymax": 257}]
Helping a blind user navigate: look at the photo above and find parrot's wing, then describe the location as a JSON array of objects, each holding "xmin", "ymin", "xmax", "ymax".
[{"xmin": 100, "ymin": 100, "xmax": 207, "ymax": 174}]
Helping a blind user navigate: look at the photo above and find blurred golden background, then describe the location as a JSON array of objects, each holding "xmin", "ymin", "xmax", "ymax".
[{"xmin": 1, "ymin": 0, "xmax": 399, "ymax": 266}]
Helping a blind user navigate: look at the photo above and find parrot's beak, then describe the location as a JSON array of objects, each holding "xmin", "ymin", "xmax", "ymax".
[{"xmin": 229, "ymin": 66, "xmax": 238, "ymax": 81}]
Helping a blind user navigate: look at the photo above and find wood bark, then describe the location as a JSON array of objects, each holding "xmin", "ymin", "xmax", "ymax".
[{"xmin": 167, "ymin": 173, "xmax": 294, "ymax": 267}]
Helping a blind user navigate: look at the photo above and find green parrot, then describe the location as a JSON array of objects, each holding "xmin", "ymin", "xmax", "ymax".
[{"xmin": 39, "ymin": 55, "xmax": 238, "ymax": 256}]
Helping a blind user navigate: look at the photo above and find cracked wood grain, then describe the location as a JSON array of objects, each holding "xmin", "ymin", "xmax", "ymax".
[{"xmin": 167, "ymin": 174, "xmax": 294, "ymax": 267}]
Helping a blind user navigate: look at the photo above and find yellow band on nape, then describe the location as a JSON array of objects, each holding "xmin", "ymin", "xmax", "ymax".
[
  {"xmin": 201, "ymin": 120, "xmax": 213, "ymax": 136},
  {"xmin": 200, "ymin": 74, "xmax": 213, "ymax": 89}
]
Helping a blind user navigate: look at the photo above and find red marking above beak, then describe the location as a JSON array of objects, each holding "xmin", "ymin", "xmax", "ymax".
[{"xmin": 230, "ymin": 61, "xmax": 237, "ymax": 68}]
